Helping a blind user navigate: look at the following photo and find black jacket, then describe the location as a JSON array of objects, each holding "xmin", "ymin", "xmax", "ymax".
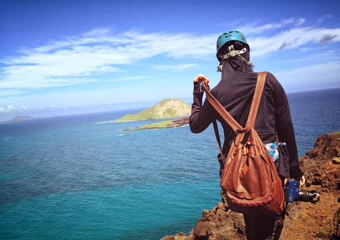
[{"xmin": 189, "ymin": 55, "xmax": 303, "ymax": 179}]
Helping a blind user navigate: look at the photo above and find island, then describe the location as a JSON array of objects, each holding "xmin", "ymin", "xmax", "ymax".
[
  {"xmin": 113, "ymin": 98, "xmax": 191, "ymax": 122},
  {"xmin": 98, "ymin": 98, "xmax": 192, "ymax": 130},
  {"xmin": 1, "ymin": 116, "xmax": 41, "ymax": 124}
]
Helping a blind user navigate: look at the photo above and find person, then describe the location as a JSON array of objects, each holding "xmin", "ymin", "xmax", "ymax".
[{"xmin": 189, "ymin": 30, "xmax": 305, "ymax": 240}]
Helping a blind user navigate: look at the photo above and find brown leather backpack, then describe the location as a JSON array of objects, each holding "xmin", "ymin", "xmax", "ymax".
[{"xmin": 201, "ymin": 72, "xmax": 284, "ymax": 215}]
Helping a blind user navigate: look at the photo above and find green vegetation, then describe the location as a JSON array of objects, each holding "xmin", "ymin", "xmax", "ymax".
[
  {"xmin": 165, "ymin": 108, "xmax": 176, "ymax": 115},
  {"xmin": 114, "ymin": 98, "xmax": 190, "ymax": 122},
  {"xmin": 124, "ymin": 120, "xmax": 173, "ymax": 131},
  {"xmin": 115, "ymin": 111, "xmax": 152, "ymax": 121},
  {"xmin": 136, "ymin": 120, "xmax": 172, "ymax": 129}
]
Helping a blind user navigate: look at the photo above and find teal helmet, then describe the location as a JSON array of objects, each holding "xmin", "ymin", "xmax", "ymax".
[{"xmin": 216, "ymin": 30, "xmax": 248, "ymax": 57}]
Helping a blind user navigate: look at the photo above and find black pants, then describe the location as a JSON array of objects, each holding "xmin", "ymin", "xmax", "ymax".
[{"xmin": 243, "ymin": 213, "xmax": 277, "ymax": 240}]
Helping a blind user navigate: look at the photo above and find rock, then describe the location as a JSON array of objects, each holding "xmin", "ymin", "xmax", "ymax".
[
  {"xmin": 333, "ymin": 157, "xmax": 340, "ymax": 164},
  {"xmin": 193, "ymin": 217, "xmax": 211, "ymax": 238},
  {"xmin": 161, "ymin": 232, "xmax": 187, "ymax": 240},
  {"xmin": 306, "ymin": 133, "xmax": 340, "ymax": 159},
  {"xmin": 216, "ymin": 202, "xmax": 225, "ymax": 211}
]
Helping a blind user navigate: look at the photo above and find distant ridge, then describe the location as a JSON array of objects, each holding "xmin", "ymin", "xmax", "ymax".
[
  {"xmin": 113, "ymin": 98, "xmax": 191, "ymax": 122},
  {"xmin": 1, "ymin": 116, "xmax": 41, "ymax": 124}
]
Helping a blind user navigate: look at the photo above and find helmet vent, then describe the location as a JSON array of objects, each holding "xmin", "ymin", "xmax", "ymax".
[{"xmin": 216, "ymin": 30, "xmax": 248, "ymax": 57}]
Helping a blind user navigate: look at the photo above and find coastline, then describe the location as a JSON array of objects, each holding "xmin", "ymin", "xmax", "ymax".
[{"xmin": 123, "ymin": 117, "xmax": 189, "ymax": 131}]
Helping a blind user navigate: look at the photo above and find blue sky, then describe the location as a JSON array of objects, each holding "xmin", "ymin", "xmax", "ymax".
[{"xmin": 0, "ymin": 0, "xmax": 340, "ymax": 121}]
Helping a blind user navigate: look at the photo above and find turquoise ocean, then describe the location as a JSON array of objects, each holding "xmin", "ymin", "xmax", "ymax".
[{"xmin": 0, "ymin": 88, "xmax": 339, "ymax": 240}]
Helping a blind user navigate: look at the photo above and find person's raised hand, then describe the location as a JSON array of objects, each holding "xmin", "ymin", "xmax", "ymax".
[{"xmin": 193, "ymin": 74, "xmax": 210, "ymax": 84}]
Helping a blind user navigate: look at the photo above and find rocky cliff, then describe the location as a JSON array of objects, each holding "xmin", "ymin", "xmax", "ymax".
[{"xmin": 162, "ymin": 132, "xmax": 340, "ymax": 240}]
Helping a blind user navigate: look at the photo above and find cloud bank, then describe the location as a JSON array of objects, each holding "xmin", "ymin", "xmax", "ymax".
[
  {"xmin": 1, "ymin": 18, "xmax": 339, "ymax": 90},
  {"xmin": 0, "ymin": 18, "xmax": 339, "ymax": 115}
]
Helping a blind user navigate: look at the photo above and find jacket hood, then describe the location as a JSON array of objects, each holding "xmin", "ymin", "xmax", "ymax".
[{"xmin": 221, "ymin": 49, "xmax": 253, "ymax": 78}]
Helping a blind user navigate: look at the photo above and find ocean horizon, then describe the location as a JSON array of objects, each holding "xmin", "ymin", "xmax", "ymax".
[{"xmin": 0, "ymin": 88, "xmax": 339, "ymax": 240}]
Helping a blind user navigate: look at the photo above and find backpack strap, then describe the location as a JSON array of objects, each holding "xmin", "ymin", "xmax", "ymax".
[
  {"xmin": 213, "ymin": 120, "xmax": 224, "ymax": 169},
  {"xmin": 201, "ymin": 71, "xmax": 268, "ymax": 162},
  {"xmin": 202, "ymin": 81, "xmax": 242, "ymax": 133},
  {"xmin": 245, "ymin": 72, "xmax": 267, "ymax": 128}
]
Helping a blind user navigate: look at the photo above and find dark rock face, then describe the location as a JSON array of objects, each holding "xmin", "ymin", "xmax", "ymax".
[
  {"xmin": 302, "ymin": 133, "xmax": 340, "ymax": 191},
  {"xmin": 306, "ymin": 133, "xmax": 340, "ymax": 160},
  {"xmin": 162, "ymin": 133, "xmax": 340, "ymax": 240}
]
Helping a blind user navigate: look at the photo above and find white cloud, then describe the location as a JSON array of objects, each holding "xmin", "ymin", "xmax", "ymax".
[
  {"xmin": 317, "ymin": 14, "xmax": 333, "ymax": 24},
  {"xmin": 0, "ymin": 104, "xmax": 28, "ymax": 113},
  {"xmin": 0, "ymin": 30, "xmax": 215, "ymax": 90},
  {"xmin": 282, "ymin": 18, "xmax": 305, "ymax": 26},
  {"xmin": 82, "ymin": 28, "xmax": 112, "ymax": 37},
  {"xmin": 276, "ymin": 61, "xmax": 340, "ymax": 91},
  {"xmin": 0, "ymin": 89, "xmax": 26, "ymax": 97},
  {"xmin": 249, "ymin": 27, "xmax": 340, "ymax": 58},
  {"xmin": 153, "ymin": 64, "xmax": 197, "ymax": 71},
  {"xmin": 226, "ymin": 18, "xmax": 340, "ymax": 59},
  {"xmin": 236, "ymin": 18, "xmax": 306, "ymax": 36},
  {"xmin": 106, "ymin": 75, "xmax": 149, "ymax": 82},
  {"xmin": 0, "ymin": 20, "xmax": 339, "ymax": 108},
  {"xmin": 0, "ymin": 85, "xmax": 146, "ymax": 112}
]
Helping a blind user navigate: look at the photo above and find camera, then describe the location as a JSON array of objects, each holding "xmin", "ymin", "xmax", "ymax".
[{"xmin": 285, "ymin": 180, "xmax": 320, "ymax": 203}]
